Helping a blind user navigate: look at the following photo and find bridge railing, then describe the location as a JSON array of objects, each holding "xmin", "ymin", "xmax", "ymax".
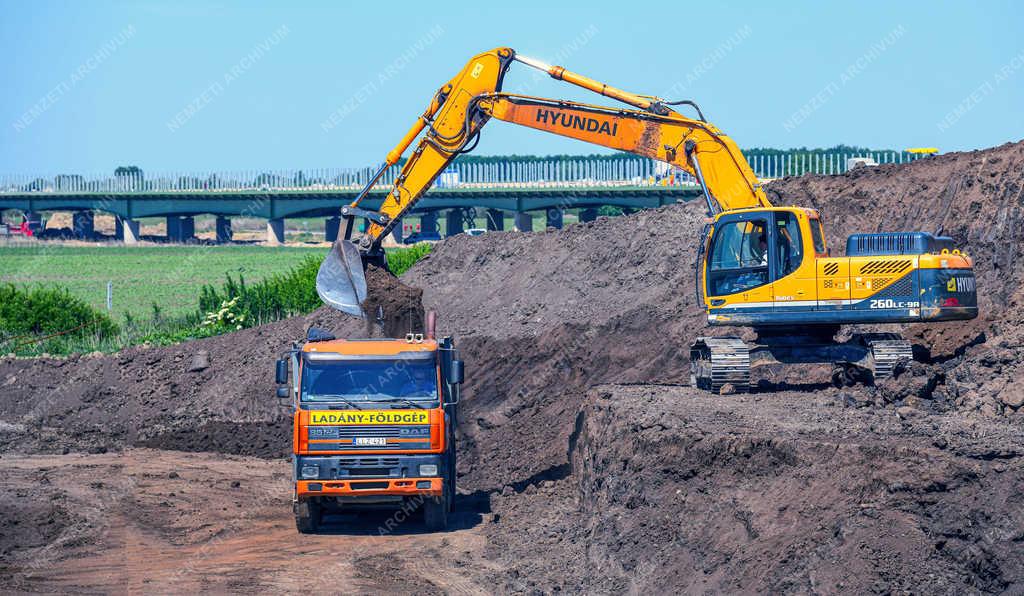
[{"xmin": 0, "ymin": 152, "xmax": 932, "ymax": 194}]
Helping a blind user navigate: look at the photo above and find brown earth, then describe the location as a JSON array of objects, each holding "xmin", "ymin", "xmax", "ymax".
[
  {"xmin": 2, "ymin": 140, "xmax": 1024, "ymax": 593},
  {"xmin": 0, "ymin": 450, "xmax": 491, "ymax": 593}
]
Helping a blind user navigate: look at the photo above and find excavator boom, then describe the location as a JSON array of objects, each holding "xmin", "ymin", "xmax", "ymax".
[
  {"xmin": 317, "ymin": 47, "xmax": 768, "ymax": 315},
  {"xmin": 481, "ymin": 94, "xmax": 769, "ymax": 214}
]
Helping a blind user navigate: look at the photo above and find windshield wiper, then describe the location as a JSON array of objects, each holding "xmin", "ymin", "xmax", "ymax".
[
  {"xmin": 311, "ymin": 396, "xmax": 364, "ymax": 410},
  {"xmin": 360, "ymin": 397, "xmax": 427, "ymax": 409},
  {"xmin": 390, "ymin": 398, "xmax": 425, "ymax": 409}
]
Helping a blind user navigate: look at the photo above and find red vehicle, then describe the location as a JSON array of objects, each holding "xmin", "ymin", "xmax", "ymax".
[{"xmin": 0, "ymin": 219, "xmax": 33, "ymax": 237}]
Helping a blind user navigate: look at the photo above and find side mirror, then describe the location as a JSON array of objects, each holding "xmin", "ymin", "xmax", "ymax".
[
  {"xmin": 275, "ymin": 359, "xmax": 288, "ymax": 385},
  {"xmin": 450, "ymin": 360, "xmax": 464, "ymax": 385},
  {"xmin": 276, "ymin": 386, "xmax": 290, "ymax": 399}
]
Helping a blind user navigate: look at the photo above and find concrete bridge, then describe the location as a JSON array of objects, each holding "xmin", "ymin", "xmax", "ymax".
[
  {"xmin": 0, "ymin": 151, "xmax": 925, "ymax": 243},
  {"xmin": 0, "ymin": 156, "xmax": 702, "ymax": 243},
  {"xmin": 0, "ymin": 184, "xmax": 699, "ymax": 243}
]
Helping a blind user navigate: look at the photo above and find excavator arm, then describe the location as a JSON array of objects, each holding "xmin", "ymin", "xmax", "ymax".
[
  {"xmin": 317, "ymin": 47, "xmax": 770, "ymax": 315},
  {"xmin": 480, "ymin": 93, "xmax": 769, "ymax": 215}
]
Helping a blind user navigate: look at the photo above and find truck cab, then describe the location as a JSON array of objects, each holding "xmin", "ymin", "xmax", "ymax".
[{"xmin": 275, "ymin": 326, "xmax": 464, "ymax": 533}]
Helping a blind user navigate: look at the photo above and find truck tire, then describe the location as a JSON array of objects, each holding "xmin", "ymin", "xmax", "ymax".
[
  {"xmin": 423, "ymin": 494, "xmax": 449, "ymax": 531},
  {"xmin": 295, "ymin": 499, "xmax": 321, "ymax": 534}
]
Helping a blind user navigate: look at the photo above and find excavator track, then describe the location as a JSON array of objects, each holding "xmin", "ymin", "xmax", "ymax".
[
  {"xmin": 690, "ymin": 337, "xmax": 751, "ymax": 393},
  {"xmin": 861, "ymin": 335, "xmax": 913, "ymax": 381}
]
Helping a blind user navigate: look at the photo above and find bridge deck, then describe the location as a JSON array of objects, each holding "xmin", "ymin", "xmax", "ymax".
[{"xmin": 0, "ymin": 185, "xmax": 700, "ymax": 219}]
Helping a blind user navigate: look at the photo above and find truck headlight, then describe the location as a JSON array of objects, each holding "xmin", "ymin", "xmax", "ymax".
[
  {"xmin": 300, "ymin": 465, "xmax": 320, "ymax": 479},
  {"xmin": 418, "ymin": 464, "xmax": 438, "ymax": 476}
]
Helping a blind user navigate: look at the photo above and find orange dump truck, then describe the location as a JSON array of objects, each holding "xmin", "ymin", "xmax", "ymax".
[{"xmin": 275, "ymin": 324, "xmax": 464, "ymax": 532}]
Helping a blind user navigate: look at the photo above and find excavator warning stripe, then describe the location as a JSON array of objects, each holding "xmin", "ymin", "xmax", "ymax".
[{"xmin": 859, "ymin": 260, "xmax": 913, "ymax": 275}]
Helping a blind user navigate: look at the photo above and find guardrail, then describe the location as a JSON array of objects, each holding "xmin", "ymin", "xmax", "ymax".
[{"xmin": 0, "ymin": 152, "xmax": 931, "ymax": 195}]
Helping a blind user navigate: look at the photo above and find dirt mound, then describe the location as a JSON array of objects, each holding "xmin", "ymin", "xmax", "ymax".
[
  {"xmin": 482, "ymin": 385, "xmax": 1024, "ymax": 593},
  {"xmin": 404, "ymin": 202, "xmax": 709, "ymax": 339},
  {"xmin": 0, "ymin": 265, "xmax": 424, "ymax": 457}
]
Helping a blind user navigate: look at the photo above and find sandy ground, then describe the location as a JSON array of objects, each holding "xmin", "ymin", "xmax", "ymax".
[{"xmin": 0, "ymin": 449, "xmax": 495, "ymax": 594}]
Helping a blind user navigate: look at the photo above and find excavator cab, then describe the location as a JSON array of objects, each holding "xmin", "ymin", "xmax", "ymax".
[
  {"xmin": 706, "ymin": 217, "xmax": 770, "ymax": 296},
  {"xmin": 703, "ymin": 208, "xmax": 810, "ymax": 311}
]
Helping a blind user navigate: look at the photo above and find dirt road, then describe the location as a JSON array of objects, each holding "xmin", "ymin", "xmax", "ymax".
[{"xmin": 1, "ymin": 449, "xmax": 495, "ymax": 594}]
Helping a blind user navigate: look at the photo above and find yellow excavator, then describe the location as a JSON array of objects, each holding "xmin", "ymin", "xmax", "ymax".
[{"xmin": 317, "ymin": 47, "xmax": 978, "ymax": 391}]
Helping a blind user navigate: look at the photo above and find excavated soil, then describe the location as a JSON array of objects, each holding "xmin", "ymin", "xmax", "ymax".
[
  {"xmin": 484, "ymin": 385, "xmax": 1024, "ymax": 593},
  {"xmin": 2, "ymin": 140, "xmax": 1024, "ymax": 593}
]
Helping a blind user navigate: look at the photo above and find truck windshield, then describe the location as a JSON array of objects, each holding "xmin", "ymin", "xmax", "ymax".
[{"xmin": 300, "ymin": 358, "xmax": 438, "ymax": 404}]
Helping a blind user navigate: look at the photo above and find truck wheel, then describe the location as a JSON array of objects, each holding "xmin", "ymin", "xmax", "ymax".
[
  {"xmin": 423, "ymin": 494, "xmax": 449, "ymax": 531},
  {"xmin": 295, "ymin": 499, "xmax": 321, "ymax": 534}
]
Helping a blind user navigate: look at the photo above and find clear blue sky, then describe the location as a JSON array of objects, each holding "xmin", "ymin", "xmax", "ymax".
[{"xmin": 1, "ymin": 0, "xmax": 1021, "ymax": 175}]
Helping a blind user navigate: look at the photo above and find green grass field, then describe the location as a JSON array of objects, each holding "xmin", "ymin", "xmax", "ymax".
[{"xmin": 0, "ymin": 245, "xmax": 326, "ymax": 322}]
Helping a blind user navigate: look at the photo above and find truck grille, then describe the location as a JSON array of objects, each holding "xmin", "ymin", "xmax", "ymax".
[{"xmin": 338, "ymin": 457, "xmax": 401, "ymax": 467}]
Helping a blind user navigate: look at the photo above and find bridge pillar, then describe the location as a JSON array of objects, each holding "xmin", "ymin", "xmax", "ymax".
[
  {"xmin": 579, "ymin": 208, "xmax": 599, "ymax": 223},
  {"xmin": 445, "ymin": 209, "xmax": 464, "ymax": 237},
  {"xmin": 180, "ymin": 217, "xmax": 195, "ymax": 242},
  {"xmin": 325, "ymin": 217, "xmax": 340, "ymax": 243},
  {"xmin": 72, "ymin": 211, "xmax": 95, "ymax": 239},
  {"xmin": 115, "ymin": 216, "xmax": 140, "ymax": 244},
  {"xmin": 166, "ymin": 216, "xmax": 195, "ymax": 243},
  {"xmin": 266, "ymin": 218, "xmax": 285, "ymax": 245},
  {"xmin": 486, "ymin": 209, "xmax": 505, "ymax": 231},
  {"xmin": 545, "ymin": 208, "xmax": 563, "ymax": 230},
  {"xmin": 166, "ymin": 216, "xmax": 179, "ymax": 242},
  {"xmin": 514, "ymin": 212, "xmax": 533, "ymax": 232},
  {"xmin": 215, "ymin": 216, "xmax": 232, "ymax": 243},
  {"xmin": 420, "ymin": 212, "xmax": 439, "ymax": 236}
]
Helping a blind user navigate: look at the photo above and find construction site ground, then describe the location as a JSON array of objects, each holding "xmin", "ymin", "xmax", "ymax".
[{"xmin": 2, "ymin": 140, "xmax": 1023, "ymax": 594}]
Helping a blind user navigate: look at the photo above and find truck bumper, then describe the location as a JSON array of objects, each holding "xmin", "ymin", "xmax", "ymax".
[{"xmin": 296, "ymin": 477, "xmax": 443, "ymax": 498}]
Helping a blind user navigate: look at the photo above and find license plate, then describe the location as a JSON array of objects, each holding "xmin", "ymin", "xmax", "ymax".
[{"xmin": 354, "ymin": 437, "xmax": 387, "ymax": 446}]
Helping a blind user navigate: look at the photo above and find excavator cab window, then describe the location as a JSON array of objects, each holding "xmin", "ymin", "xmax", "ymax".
[
  {"xmin": 708, "ymin": 218, "xmax": 770, "ymax": 295},
  {"xmin": 774, "ymin": 212, "xmax": 803, "ymax": 279},
  {"xmin": 809, "ymin": 217, "xmax": 826, "ymax": 255}
]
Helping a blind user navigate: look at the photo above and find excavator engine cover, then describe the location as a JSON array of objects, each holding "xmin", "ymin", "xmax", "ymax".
[{"xmin": 316, "ymin": 239, "xmax": 368, "ymax": 317}]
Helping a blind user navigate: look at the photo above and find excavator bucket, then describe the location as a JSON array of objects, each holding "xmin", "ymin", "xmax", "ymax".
[{"xmin": 316, "ymin": 239, "xmax": 367, "ymax": 317}]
